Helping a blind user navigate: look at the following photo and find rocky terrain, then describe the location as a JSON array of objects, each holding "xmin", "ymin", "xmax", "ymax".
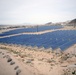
[{"xmin": 0, "ymin": 43, "xmax": 76, "ymax": 75}]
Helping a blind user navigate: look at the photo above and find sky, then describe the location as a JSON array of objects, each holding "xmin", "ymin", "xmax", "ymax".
[{"xmin": 0, "ymin": 0, "xmax": 76, "ymax": 25}]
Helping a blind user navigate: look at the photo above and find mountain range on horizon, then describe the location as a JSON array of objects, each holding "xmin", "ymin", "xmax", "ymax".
[{"xmin": 0, "ymin": 18, "xmax": 76, "ymax": 26}]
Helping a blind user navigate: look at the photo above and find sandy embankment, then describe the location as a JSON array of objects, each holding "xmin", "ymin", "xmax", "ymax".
[
  {"xmin": 0, "ymin": 43, "xmax": 76, "ymax": 75},
  {"xmin": 0, "ymin": 49, "xmax": 34, "ymax": 75}
]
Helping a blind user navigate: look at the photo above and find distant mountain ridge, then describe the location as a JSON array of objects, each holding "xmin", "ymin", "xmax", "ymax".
[
  {"xmin": 69, "ymin": 18, "xmax": 76, "ymax": 27},
  {"xmin": 0, "ymin": 18, "xmax": 76, "ymax": 26},
  {"xmin": 69, "ymin": 19, "xmax": 76, "ymax": 24}
]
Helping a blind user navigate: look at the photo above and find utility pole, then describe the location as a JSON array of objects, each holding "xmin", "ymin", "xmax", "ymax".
[
  {"xmin": 74, "ymin": 23, "xmax": 76, "ymax": 28},
  {"xmin": 37, "ymin": 25, "xmax": 38, "ymax": 32}
]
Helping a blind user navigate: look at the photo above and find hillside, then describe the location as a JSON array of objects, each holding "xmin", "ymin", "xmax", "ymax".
[
  {"xmin": 69, "ymin": 19, "xmax": 76, "ymax": 27},
  {"xmin": 70, "ymin": 19, "xmax": 76, "ymax": 23}
]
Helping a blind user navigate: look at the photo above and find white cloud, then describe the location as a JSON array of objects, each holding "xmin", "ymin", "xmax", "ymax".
[{"xmin": 0, "ymin": 0, "xmax": 76, "ymax": 24}]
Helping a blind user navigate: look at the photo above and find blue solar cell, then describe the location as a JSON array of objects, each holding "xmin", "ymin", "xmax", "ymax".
[
  {"xmin": 60, "ymin": 38, "xmax": 76, "ymax": 50},
  {"xmin": 0, "ymin": 25, "xmax": 63, "ymax": 36},
  {"xmin": 0, "ymin": 30, "xmax": 76, "ymax": 50}
]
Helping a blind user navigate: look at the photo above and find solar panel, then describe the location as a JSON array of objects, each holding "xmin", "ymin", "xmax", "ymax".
[
  {"xmin": 0, "ymin": 30, "xmax": 76, "ymax": 50},
  {"xmin": 0, "ymin": 25, "xmax": 63, "ymax": 36}
]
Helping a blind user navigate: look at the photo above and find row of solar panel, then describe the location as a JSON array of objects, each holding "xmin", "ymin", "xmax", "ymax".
[
  {"xmin": 0, "ymin": 30, "xmax": 76, "ymax": 50},
  {"xmin": 0, "ymin": 25, "xmax": 63, "ymax": 36}
]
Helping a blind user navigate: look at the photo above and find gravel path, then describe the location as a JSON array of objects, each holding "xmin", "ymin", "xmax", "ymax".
[{"xmin": 0, "ymin": 49, "xmax": 34, "ymax": 75}]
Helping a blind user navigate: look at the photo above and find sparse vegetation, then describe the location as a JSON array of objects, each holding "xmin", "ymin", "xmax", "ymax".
[
  {"xmin": 25, "ymin": 59, "xmax": 34, "ymax": 63},
  {"xmin": 47, "ymin": 59, "xmax": 56, "ymax": 63},
  {"xmin": 0, "ymin": 43, "xmax": 76, "ymax": 75}
]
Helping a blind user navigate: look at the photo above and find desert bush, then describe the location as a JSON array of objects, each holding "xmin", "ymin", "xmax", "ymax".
[
  {"xmin": 26, "ymin": 59, "xmax": 34, "ymax": 63},
  {"xmin": 62, "ymin": 67, "xmax": 76, "ymax": 75}
]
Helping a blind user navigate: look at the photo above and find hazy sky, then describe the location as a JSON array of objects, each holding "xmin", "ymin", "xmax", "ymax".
[{"xmin": 0, "ymin": 0, "xmax": 76, "ymax": 24}]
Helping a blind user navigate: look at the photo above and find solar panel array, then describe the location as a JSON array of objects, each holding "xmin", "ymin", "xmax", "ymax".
[
  {"xmin": 0, "ymin": 30, "xmax": 76, "ymax": 50},
  {"xmin": 0, "ymin": 25, "xmax": 63, "ymax": 36}
]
